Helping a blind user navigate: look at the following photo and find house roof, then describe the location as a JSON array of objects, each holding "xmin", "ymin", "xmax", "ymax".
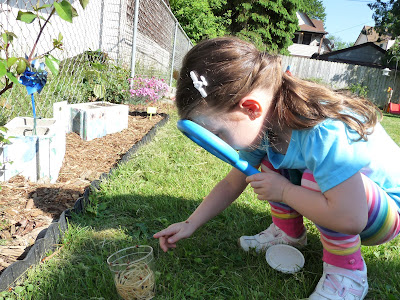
[
  {"xmin": 299, "ymin": 18, "xmax": 327, "ymax": 34},
  {"xmin": 315, "ymin": 42, "xmax": 386, "ymax": 67},
  {"xmin": 318, "ymin": 42, "xmax": 386, "ymax": 57},
  {"xmin": 358, "ymin": 25, "xmax": 392, "ymax": 43}
]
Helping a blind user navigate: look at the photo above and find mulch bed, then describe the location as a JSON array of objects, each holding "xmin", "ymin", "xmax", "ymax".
[{"xmin": 0, "ymin": 103, "xmax": 173, "ymax": 274}]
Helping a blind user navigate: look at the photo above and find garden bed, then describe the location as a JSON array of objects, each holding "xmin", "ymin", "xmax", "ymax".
[{"xmin": 0, "ymin": 103, "xmax": 173, "ymax": 275}]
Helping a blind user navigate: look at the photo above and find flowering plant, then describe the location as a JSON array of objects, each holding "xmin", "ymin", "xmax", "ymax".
[{"xmin": 127, "ymin": 76, "xmax": 169, "ymax": 104}]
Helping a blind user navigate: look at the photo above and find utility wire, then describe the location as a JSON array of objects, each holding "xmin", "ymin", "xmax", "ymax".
[{"xmin": 330, "ymin": 20, "xmax": 374, "ymax": 34}]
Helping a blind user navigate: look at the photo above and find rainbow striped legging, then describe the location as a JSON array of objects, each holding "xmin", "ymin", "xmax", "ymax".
[{"xmin": 261, "ymin": 159, "xmax": 400, "ymax": 270}]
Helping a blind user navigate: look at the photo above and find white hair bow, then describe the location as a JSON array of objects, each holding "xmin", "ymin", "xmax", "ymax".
[{"xmin": 190, "ymin": 71, "xmax": 208, "ymax": 98}]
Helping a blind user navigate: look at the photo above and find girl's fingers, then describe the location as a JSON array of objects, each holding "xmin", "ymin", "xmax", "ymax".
[
  {"xmin": 159, "ymin": 236, "xmax": 177, "ymax": 252},
  {"xmin": 153, "ymin": 227, "xmax": 176, "ymax": 238},
  {"xmin": 159, "ymin": 236, "xmax": 169, "ymax": 252}
]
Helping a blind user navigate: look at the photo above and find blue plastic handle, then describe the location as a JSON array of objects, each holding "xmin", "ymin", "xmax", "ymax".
[{"xmin": 177, "ymin": 119, "xmax": 259, "ymax": 176}]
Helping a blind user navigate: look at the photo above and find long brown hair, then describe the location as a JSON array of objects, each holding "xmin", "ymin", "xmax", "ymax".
[{"xmin": 176, "ymin": 36, "xmax": 381, "ymax": 140}]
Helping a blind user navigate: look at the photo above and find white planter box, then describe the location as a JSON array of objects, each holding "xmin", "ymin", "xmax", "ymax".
[
  {"xmin": 0, "ymin": 117, "xmax": 66, "ymax": 183},
  {"xmin": 68, "ymin": 101, "xmax": 129, "ymax": 141}
]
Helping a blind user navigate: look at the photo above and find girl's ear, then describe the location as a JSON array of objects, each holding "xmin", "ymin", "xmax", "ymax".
[{"xmin": 239, "ymin": 97, "xmax": 263, "ymax": 119}]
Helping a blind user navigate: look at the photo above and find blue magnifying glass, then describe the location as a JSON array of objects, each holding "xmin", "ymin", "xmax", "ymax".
[{"xmin": 177, "ymin": 119, "xmax": 260, "ymax": 176}]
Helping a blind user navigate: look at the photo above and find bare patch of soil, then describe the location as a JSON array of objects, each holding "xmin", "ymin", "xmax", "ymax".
[{"xmin": 0, "ymin": 103, "xmax": 173, "ymax": 273}]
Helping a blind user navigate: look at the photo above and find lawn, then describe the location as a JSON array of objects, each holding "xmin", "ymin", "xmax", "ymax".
[{"xmin": 2, "ymin": 111, "xmax": 400, "ymax": 300}]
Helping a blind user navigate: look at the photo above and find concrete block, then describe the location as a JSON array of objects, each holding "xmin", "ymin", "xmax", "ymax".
[
  {"xmin": 69, "ymin": 101, "xmax": 129, "ymax": 141},
  {"xmin": 0, "ymin": 117, "xmax": 66, "ymax": 183}
]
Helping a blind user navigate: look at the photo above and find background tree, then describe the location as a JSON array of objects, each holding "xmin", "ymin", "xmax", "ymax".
[
  {"xmin": 368, "ymin": 0, "xmax": 400, "ymax": 38},
  {"xmin": 299, "ymin": 0, "xmax": 326, "ymax": 22},
  {"xmin": 219, "ymin": 0, "xmax": 300, "ymax": 53},
  {"xmin": 327, "ymin": 35, "xmax": 354, "ymax": 50},
  {"xmin": 169, "ymin": 0, "xmax": 228, "ymax": 43},
  {"xmin": 170, "ymin": 0, "xmax": 327, "ymax": 54}
]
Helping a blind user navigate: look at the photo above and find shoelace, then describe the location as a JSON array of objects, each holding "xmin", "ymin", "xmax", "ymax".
[{"xmin": 321, "ymin": 266, "xmax": 366, "ymax": 298}]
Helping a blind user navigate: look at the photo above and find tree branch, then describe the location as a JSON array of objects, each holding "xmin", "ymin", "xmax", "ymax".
[
  {"xmin": 28, "ymin": 8, "xmax": 56, "ymax": 63},
  {"xmin": 0, "ymin": 81, "xmax": 13, "ymax": 97}
]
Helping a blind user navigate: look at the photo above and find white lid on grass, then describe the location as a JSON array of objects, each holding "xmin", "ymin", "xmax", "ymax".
[{"xmin": 265, "ymin": 244, "xmax": 305, "ymax": 273}]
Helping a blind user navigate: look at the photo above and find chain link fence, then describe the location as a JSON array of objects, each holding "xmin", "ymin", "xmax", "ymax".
[{"xmin": 0, "ymin": 0, "xmax": 192, "ymax": 125}]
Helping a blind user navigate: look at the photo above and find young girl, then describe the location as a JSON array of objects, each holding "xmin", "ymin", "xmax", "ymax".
[{"xmin": 153, "ymin": 37, "xmax": 400, "ymax": 299}]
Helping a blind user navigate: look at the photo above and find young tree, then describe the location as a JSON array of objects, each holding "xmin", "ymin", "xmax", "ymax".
[{"xmin": 368, "ymin": 0, "xmax": 400, "ymax": 38}]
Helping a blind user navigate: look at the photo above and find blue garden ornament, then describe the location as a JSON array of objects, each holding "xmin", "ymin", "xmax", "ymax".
[{"xmin": 18, "ymin": 60, "xmax": 48, "ymax": 135}]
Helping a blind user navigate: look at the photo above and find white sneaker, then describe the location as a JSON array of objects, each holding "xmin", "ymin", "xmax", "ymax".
[
  {"xmin": 238, "ymin": 223, "xmax": 307, "ymax": 253},
  {"xmin": 309, "ymin": 260, "xmax": 368, "ymax": 300}
]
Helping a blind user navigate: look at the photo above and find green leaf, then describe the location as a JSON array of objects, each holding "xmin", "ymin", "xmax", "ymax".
[
  {"xmin": 36, "ymin": 4, "xmax": 52, "ymax": 11},
  {"xmin": 0, "ymin": 62, "xmax": 7, "ymax": 77},
  {"xmin": 6, "ymin": 72, "xmax": 19, "ymax": 84},
  {"xmin": 93, "ymin": 84, "xmax": 106, "ymax": 99},
  {"xmin": 2, "ymin": 31, "xmax": 17, "ymax": 44},
  {"xmin": 1, "ymin": 33, "xmax": 8, "ymax": 44},
  {"xmin": 71, "ymin": 6, "xmax": 79, "ymax": 18},
  {"xmin": 45, "ymin": 54, "xmax": 60, "ymax": 76},
  {"xmin": 20, "ymin": 57, "xmax": 30, "ymax": 65},
  {"xmin": 16, "ymin": 59, "xmax": 27, "ymax": 74},
  {"xmin": 54, "ymin": 1, "xmax": 74, "ymax": 23},
  {"xmin": 16, "ymin": 11, "xmax": 37, "ymax": 24},
  {"xmin": 79, "ymin": 0, "xmax": 90, "ymax": 9},
  {"xmin": 91, "ymin": 62, "xmax": 105, "ymax": 70},
  {"xmin": 0, "ymin": 127, "xmax": 8, "ymax": 133},
  {"xmin": 7, "ymin": 57, "xmax": 18, "ymax": 68},
  {"xmin": 14, "ymin": 286, "xmax": 24, "ymax": 294},
  {"xmin": 58, "ymin": 32, "xmax": 63, "ymax": 42}
]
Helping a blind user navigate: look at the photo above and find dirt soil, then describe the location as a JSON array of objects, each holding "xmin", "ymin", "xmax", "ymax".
[{"xmin": 0, "ymin": 103, "xmax": 173, "ymax": 274}]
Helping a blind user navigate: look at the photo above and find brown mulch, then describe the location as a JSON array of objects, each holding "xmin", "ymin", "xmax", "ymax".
[{"xmin": 0, "ymin": 103, "xmax": 174, "ymax": 274}]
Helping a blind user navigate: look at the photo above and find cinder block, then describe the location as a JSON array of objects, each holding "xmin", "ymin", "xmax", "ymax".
[
  {"xmin": 68, "ymin": 101, "xmax": 129, "ymax": 141},
  {"xmin": 0, "ymin": 117, "xmax": 66, "ymax": 183}
]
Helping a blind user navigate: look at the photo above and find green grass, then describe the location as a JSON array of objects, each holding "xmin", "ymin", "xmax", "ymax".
[
  {"xmin": 381, "ymin": 113, "xmax": 400, "ymax": 146},
  {"xmin": 2, "ymin": 112, "xmax": 400, "ymax": 300}
]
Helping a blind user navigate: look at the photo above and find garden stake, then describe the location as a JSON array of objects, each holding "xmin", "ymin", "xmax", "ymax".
[{"xmin": 31, "ymin": 94, "xmax": 37, "ymax": 135}]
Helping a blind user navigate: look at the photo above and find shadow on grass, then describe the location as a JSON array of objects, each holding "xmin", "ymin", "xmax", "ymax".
[
  {"xmin": 383, "ymin": 112, "xmax": 400, "ymax": 119},
  {"xmin": 21, "ymin": 192, "xmax": 400, "ymax": 299}
]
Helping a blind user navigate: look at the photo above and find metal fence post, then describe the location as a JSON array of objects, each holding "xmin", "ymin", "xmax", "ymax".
[
  {"xmin": 169, "ymin": 21, "xmax": 178, "ymax": 86},
  {"xmin": 130, "ymin": 0, "xmax": 140, "ymax": 79},
  {"xmin": 99, "ymin": 0, "xmax": 105, "ymax": 50}
]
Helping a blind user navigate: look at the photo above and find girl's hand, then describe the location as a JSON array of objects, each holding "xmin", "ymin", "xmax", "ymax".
[
  {"xmin": 153, "ymin": 221, "xmax": 196, "ymax": 252},
  {"xmin": 246, "ymin": 169, "xmax": 292, "ymax": 203}
]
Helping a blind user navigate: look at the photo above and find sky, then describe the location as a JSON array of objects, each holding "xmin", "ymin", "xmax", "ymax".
[{"xmin": 321, "ymin": 0, "xmax": 376, "ymax": 44}]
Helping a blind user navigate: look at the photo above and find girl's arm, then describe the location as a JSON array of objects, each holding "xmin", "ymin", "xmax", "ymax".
[
  {"xmin": 248, "ymin": 171, "xmax": 368, "ymax": 235},
  {"xmin": 154, "ymin": 167, "xmax": 249, "ymax": 251},
  {"xmin": 186, "ymin": 167, "xmax": 249, "ymax": 230}
]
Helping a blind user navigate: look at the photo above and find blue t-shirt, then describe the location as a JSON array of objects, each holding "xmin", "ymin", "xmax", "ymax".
[{"xmin": 239, "ymin": 119, "xmax": 400, "ymax": 211}]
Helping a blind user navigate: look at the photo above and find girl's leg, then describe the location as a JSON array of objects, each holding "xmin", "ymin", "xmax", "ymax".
[
  {"xmin": 261, "ymin": 160, "xmax": 305, "ymax": 238},
  {"xmin": 302, "ymin": 169, "xmax": 364, "ymax": 270},
  {"xmin": 359, "ymin": 174, "xmax": 400, "ymax": 245},
  {"xmin": 238, "ymin": 159, "xmax": 307, "ymax": 252},
  {"xmin": 301, "ymin": 170, "xmax": 400, "ymax": 271}
]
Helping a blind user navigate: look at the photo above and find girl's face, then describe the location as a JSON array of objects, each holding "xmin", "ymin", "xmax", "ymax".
[
  {"xmin": 192, "ymin": 110, "xmax": 261, "ymax": 151},
  {"xmin": 190, "ymin": 95, "xmax": 271, "ymax": 151}
]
